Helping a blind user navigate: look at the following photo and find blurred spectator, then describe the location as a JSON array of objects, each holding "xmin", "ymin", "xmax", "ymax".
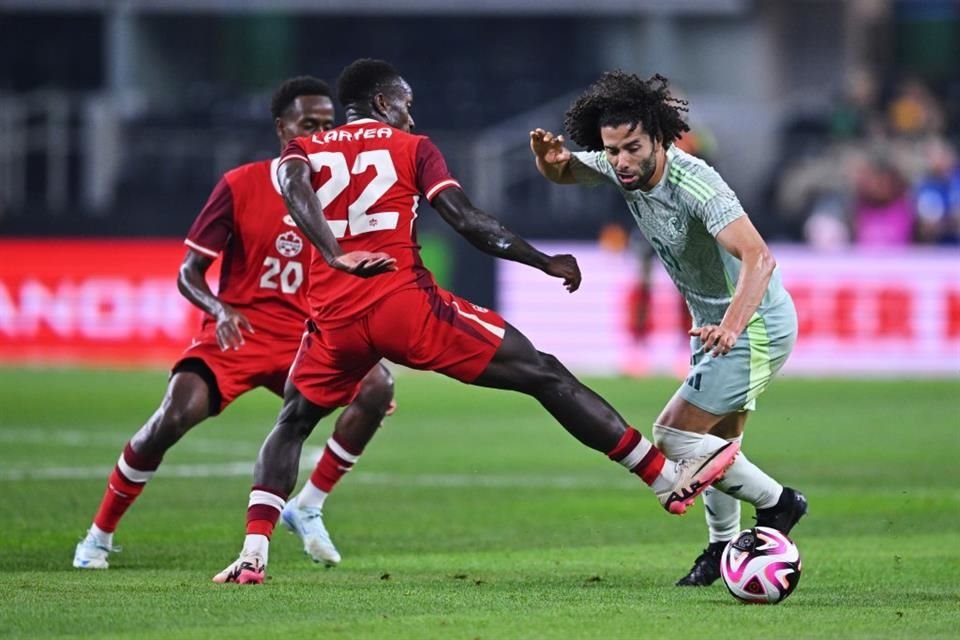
[
  {"xmin": 670, "ymin": 85, "xmax": 719, "ymax": 165},
  {"xmin": 804, "ymin": 192, "xmax": 852, "ymax": 249},
  {"xmin": 887, "ymin": 77, "xmax": 946, "ymax": 138},
  {"xmin": 774, "ymin": 70, "xmax": 955, "ymax": 246},
  {"xmin": 853, "ymin": 155, "xmax": 913, "ymax": 246},
  {"xmin": 914, "ymin": 137, "xmax": 960, "ymax": 245},
  {"xmin": 830, "ymin": 69, "xmax": 884, "ymax": 141}
]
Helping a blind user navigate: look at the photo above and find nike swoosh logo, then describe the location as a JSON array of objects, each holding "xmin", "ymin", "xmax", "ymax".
[{"xmin": 283, "ymin": 215, "xmax": 297, "ymax": 227}]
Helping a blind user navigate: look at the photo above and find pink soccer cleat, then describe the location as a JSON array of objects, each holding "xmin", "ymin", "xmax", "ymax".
[
  {"xmin": 657, "ymin": 441, "xmax": 740, "ymax": 515},
  {"xmin": 212, "ymin": 554, "xmax": 266, "ymax": 585}
]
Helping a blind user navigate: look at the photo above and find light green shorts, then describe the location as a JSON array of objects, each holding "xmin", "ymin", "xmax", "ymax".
[{"xmin": 678, "ymin": 296, "xmax": 797, "ymax": 415}]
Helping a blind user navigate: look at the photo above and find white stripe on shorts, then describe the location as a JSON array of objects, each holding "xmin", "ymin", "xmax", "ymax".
[{"xmin": 452, "ymin": 301, "xmax": 505, "ymax": 339}]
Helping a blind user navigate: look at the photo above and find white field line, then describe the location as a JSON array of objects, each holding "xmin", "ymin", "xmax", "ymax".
[
  {"xmin": 0, "ymin": 427, "xmax": 636, "ymax": 489},
  {"xmin": 0, "ymin": 445, "xmax": 636, "ymax": 489},
  {"xmin": 0, "ymin": 446, "xmax": 324, "ymax": 482},
  {"xmin": 0, "ymin": 427, "xmax": 263, "ymax": 457}
]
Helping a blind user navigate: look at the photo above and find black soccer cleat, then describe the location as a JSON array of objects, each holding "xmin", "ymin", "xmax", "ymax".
[
  {"xmin": 675, "ymin": 541, "xmax": 726, "ymax": 587},
  {"xmin": 755, "ymin": 486, "xmax": 808, "ymax": 535}
]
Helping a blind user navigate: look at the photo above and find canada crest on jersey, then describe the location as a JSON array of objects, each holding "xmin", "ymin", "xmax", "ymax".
[{"xmin": 276, "ymin": 231, "xmax": 303, "ymax": 258}]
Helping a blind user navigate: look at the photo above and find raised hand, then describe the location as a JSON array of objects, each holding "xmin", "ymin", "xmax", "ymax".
[
  {"xmin": 543, "ymin": 254, "xmax": 582, "ymax": 293},
  {"xmin": 529, "ymin": 128, "xmax": 572, "ymax": 165},
  {"xmin": 331, "ymin": 251, "xmax": 398, "ymax": 278}
]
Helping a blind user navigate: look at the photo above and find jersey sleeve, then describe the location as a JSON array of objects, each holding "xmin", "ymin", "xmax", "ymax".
[
  {"xmin": 686, "ymin": 164, "xmax": 745, "ymax": 237},
  {"xmin": 279, "ymin": 137, "xmax": 310, "ymax": 169},
  {"xmin": 415, "ymin": 138, "xmax": 462, "ymax": 201},
  {"xmin": 184, "ymin": 177, "xmax": 234, "ymax": 258},
  {"xmin": 569, "ymin": 151, "xmax": 616, "ymax": 186}
]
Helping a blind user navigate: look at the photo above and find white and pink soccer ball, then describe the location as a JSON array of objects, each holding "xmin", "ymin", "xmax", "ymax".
[{"xmin": 720, "ymin": 526, "xmax": 802, "ymax": 604}]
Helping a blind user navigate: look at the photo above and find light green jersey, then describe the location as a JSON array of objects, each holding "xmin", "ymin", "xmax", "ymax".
[{"xmin": 570, "ymin": 146, "xmax": 790, "ymax": 326}]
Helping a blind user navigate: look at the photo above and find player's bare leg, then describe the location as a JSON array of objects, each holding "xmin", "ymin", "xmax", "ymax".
[
  {"xmin": 74, "ymin": 370, "xmax": 213, "ymax": 569},
  {"xmin": 256, "ymin": 381, "xmax": 335, "ymax": 495},
  {"xmin": 129, "ymin": 371, "xmax": 214, "ymax": 458},
  {"xmin": 214, "ymin": 382, "xmax": 333, "ymax": 584},
  {"xmin": 283, "ymin": 364, "xmax": 395, "ymax": 565},
  {"xmin": 472, "ymin": 324, "xmax": 738, "ymax": 514},
  {"xmin": 330, "ymin": 364, "xmax": 394, "ymax": 452}
]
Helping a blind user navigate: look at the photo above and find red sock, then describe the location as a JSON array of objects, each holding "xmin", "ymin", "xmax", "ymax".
[
  {"xmin": 309, "ymin": 434, "xmax": 361, "ymax": 493},
  {"xmin": 607, "ymin": 427, "xmax": 666, "ymax": 486},
  {"xmin": 93, "ymin": 443, "xmax": 162, "ymax": 533},
  {"xmin": 246, "ymin": 486, "xmax": 287, "ymax": 538}
]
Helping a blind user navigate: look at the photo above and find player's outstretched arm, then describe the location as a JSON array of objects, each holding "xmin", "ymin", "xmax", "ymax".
[
  {"xmin": 432, "ymin": 187, "xmax": 581, "ymax": 292},
  {"xmin": 529, "ymin": 128, "xmax": 577, "ymax": 184},
  {"xmin": 278, "ymin": 159, "xmax": 397, "ymax": 278},
  {"xmin": 177, "ymin": 250, "xmax": 253, "ymax": 350}
]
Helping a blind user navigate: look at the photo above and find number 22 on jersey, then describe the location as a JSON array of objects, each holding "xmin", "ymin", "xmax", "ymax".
[{"xmin": 310, "ymin": 150, "xmax": 402, "ymax": 239}]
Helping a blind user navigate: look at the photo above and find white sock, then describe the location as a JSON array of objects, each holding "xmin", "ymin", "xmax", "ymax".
[
  {"xmin": 714, "ymin": 448, "xmax": 782, "ymax": 510},
  {"xmin": 241, "ymin": 534, "xmax": 270, "ymax": 565},
  {"xmin": 649, "ymin": 462, "xmax": 678, "ymax": 496},
  {"xmin": 703, "ymin": 437, "xmax": 742, "ymax": 542},
  {"xmin": 653, "ymin": 424, "xmax": 783, "ymax": 510},
  {"xmin": 652, "ymin": 423, "xmax": 716, "ymax": 459},
  {"xmin": 704, "ymin": 488, "xmax": 741, "ymax": 542},
  {"xmin": 89, "ymin": 524, "xmax": 113, "ymax": 548},
  {"xmin": 296, "ymin": 480, "xmax": 330, "ymax": 510},
  {"xmin": 608, "ymin": 428, "xmax": 677, "ymax": 494}
]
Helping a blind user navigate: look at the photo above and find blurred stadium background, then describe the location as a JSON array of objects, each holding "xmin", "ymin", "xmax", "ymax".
[
  {"xmin": 1, "ymin": 2, "xmax": 958, "ymax": 638},
  {"xmin": 0, "ymin": 0, "xmax": 957, "ymax": 375}
]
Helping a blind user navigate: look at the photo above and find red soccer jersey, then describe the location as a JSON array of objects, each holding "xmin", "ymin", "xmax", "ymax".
[
  {"xmin": 279, "ymin": 118, "xmax": 462, "ymax": 326},
  {"xmin": 184, "ymin": 158, "xmax": 312, "ymax": 337}
]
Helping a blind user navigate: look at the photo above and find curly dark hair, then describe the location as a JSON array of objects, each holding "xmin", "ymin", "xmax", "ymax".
[
  {"xmin": 565, "ymin": 71, "xmax": 689, "ymax": 151},
  {"xmin": 336, "ymin": 58, "xmax": 403, "ymax": 110},
  {"xmin": 270, "ymin": 76, "xmax": 332, "ymax": 119}
]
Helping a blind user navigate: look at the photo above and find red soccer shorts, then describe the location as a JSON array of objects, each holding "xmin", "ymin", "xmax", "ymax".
[
  {"xmin": 291, "ymin": 285, "xmax": 505, "ymax": 408},
  {"xmin": 173, "ymin": 325, "xmax": 303, "ymax": 414}
]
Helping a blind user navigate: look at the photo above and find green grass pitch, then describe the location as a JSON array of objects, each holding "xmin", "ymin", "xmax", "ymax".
[{"xmin": 1, "ymin": 368, "xmax": 958, "ymax": 639}]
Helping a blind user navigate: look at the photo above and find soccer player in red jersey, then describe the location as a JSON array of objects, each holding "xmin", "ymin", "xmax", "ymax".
[
  {"xmin": 212, "ymin": 60, "xmax": 740, "ymax": 585},
  {"xmin": 74, "ymin": 77, "xmax": 396, "ymax": 571}
]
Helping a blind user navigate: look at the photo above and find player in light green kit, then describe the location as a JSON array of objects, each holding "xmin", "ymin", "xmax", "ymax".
[{"xmin": 530, "ymin": 71, "xmax": 807, "ymax": 587}]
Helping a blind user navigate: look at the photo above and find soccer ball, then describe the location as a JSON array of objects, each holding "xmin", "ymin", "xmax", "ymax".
[{"xmin": 720, "ymin": 526, "xmax": 802, "ymax": 604}]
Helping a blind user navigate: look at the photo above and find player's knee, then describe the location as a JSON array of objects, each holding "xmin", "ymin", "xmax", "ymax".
[
  {"xmin": 540, "ymin": 351, "xmax": 567, "ymax": 378},
  {"xmin": 275, "ymin": 395, "xmax": 324, "ymax": 440},
  {"xmin": 155, "ymin": 406, "xmax": 198, "ymax": 441},
  {"xmin": 276, "ymin": 412, "xmax": 317, "ymax": 441},
  {"xmin": 356, "ymin": 365, "xmax": 395, "ymax": 414},
  {"xmin": 529, "ymin": 352, "xmax": 568, "ymax": 390}
]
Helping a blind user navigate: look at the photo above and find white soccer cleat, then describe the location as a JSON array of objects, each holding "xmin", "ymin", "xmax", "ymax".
[
  {"xmin": 658, "ymin": 441, "xmax": 741, "ymax": 515},
  {"xmin": 212, "ymin": 553, "xmax": 266, "ymax": 585},
  {"xmin": 72, "ymin": 531, "xmax": 116, "ymax": 569},
  {"xmin": 281, "ymin": 497, "xmax": 341, "ymax": 566}
]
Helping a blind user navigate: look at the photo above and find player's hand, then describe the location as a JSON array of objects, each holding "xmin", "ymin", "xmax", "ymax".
[
  {"xmin": 689, "ymin": 324, "xmax": 738, "ymax": 357},
  {"xmin": 215, "ymin": 304, "xmax": 254, "ymax": 351},
  {"xmin": 331, "ymin": 251, "xmax": 398, "ymax": 278},
  {"xmin": 544, "ymin": 254, "xmax": 582, "ymax": 292},
  {"xmin": 529, "ymin": 128, "xmax": 572, "ymax": 165}
]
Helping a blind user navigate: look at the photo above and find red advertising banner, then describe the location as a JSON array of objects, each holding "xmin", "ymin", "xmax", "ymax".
[
  {"xmin": 499, "ymin": 243, "xmax": 960, "ymax": 377},
  {"xmin": 3, "ymin": 239, "xmax": 959, "ymax": 376},
  {"xmin": 0, "ymin": 239, "xmax": 209, "ymax": 367}
]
